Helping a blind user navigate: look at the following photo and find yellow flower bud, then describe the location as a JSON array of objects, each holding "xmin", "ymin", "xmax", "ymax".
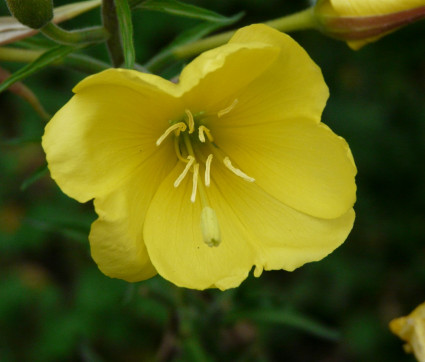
[
  {"xmin": 6, "ymin": 0, "xmax": 53, "ymax": 29},
  {"xmin": 390, "ymin": 301, "xmax": 425, "ymax": 361},
  {"xmin": 314, "ymin": 0, "xmax": 425, "ymax": 49}
]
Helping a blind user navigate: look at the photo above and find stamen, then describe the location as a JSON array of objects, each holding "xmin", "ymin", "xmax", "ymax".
[
  {"xmin": 185, "ymin": 109, "xmax": 195, "ymax": 134},
  {"xmin": 191, "ymin": 163, "xmax": 199, "ymax": 203},
  {"xmin": 200, "ymin": 207, "xmax": 221, "ymax": 247},
  {"xmin": 174, "ymin": 156, "xmax": 195, "ymax": 187},
  {"xmin": 223, "ymin": 157, "xmax": 255, "ymax": 182},
  {"xmin": 218, "ymin": 99, "xmax": 239, "ymax": 118},
  {"xmin": 174, "ymin": 137, "xmax": 187, "ymax": 163},
  {"xmin": 198, "ymin": 125, "xmax": 214, "ymax": 143},
  {"xmin": 156, "ymin": 122, "xmax": 186, "ymax": 146},
  {"xmin": 205, "ymin": 154, "xmax": 213, "ymax": 187}
]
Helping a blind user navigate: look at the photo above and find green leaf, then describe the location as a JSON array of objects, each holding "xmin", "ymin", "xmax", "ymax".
[
  {"xmin": 25, "ymin": 217, "xmax": 91, "ymax": 243},
  {"xmin": 115, "ymin": 0, "xmax": 135, "ymax": 69},
  {"xmin": 0, "ymin": 0, "xmax": 101, "ymax": 46},
  {"xmin": 20, "ymin": 164, "xmax": 48, "ymax": 191},
  {"xmin": 137, "ymin": 0, "xmax": 235, "ymax": 23},
  {"xmin": 0, "ymin": 45, "xmax": 76, "ymax": 93},
  {"xmin": 227, "ymin": 308, "xmax": 340, "ymax": 341},
  {"xmin": 144, "ymin": 12, "xmax": 243, "ymax": 72},
  {"xmin": 169, "ymin": 12, "xmax": 243, "ymax": 48}
]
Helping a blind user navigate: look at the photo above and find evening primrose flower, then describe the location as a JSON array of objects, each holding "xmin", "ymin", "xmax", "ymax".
[
  {"xmin": 390, "ymin": 302, "xmax": 425, "ymax": 361},
  {"xmin": 42, "ymin": 24, "xmax": 356, "ymax": 290},
  {"xmin": 314, "ymin": 0, "xmax": 425, "ymax": 49}
]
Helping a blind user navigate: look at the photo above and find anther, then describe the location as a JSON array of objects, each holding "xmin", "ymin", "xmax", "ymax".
[
  {"xmin": 205, "ymin": 154, "xmax": 213, "ymax": 187},
  {"xmin": 200, "ymin": 207, "xmax": 221, "ymax": 247},
  {"xmin": 191, "ymin": 163, "xmax": 199, "ymax": 203},
  {"xmin": 156, "ymin": 122, "xmax": 186, "ymax": 146},
  {"xmin": 218, "ymin": 99, "xmax": 239, "ymax": 118},
  {"xmin": 198, "ymin": 125, "xmax": 214, "ymax": 143},
  {"xmin": 174, "ymin": 156, "xmax": 195, "ymax": 187},
  {"xmin": 223, "ymin": 157, "xmax": 255, "ymax": 182},
  {"xmin": 185, "ymin": 109, "xmax": 195, "ymax": 134}
]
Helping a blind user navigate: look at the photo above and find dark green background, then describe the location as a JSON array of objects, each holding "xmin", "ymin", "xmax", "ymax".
[{"xmin": 1, "ymin": 1, "xmax": 425, "ymax": 361}]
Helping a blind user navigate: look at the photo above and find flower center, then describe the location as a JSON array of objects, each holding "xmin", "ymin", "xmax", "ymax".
[{"xmin": 156, "ymin": 100, "xmax": 254, "ymax": 247}]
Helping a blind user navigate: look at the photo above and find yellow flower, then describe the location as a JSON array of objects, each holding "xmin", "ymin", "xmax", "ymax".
[
  {"xmin": 315, "ymin": 0, "xmax": 425, "ymax": 49},
  {"xmin": 42, "ymin": 24, "xmax": 356, "ymax": 290},
  {"xmin": 390, "ymin": 302, "xmax": 425, "ymax": 361}
]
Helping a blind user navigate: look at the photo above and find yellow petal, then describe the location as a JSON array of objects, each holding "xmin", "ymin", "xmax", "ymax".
[
  {"xmin": 89, "ymin": 144, "xmax": 176, "ymax": 282},
  {"xmin": 74, "ymin": 68, "xmax": 180, "ymax": 98},
  {"xmin": 42, "ymin": 69, "xmax": 182, "ymax": 203},
  {"xmin": 226, "ymin": 24, "xmax": 329, "ymax": 125},
  {"xmin": 143, "ymin": 163, "xmax": 256, "ymax": 291},
  {"xmin": 209, "ymin": 163, "xmax": 355, "ymax": 274},
  {"xmin": 90, "ymin": 219, "xmax": 156, "ymax": 282},
  {"xmin": 179, "ymin": 41, "xmax": 280, "ymax": 112},
  {"xmin": 144, "ymin": 157, "xmax": 354, "ymax": 290},
  {"xmin": 213, "ymin": 117, "xmax": 356, "ymax": 219},
  {"xmin": 330, "ymin": 0, "xmax": 425, "ymax": 16}
]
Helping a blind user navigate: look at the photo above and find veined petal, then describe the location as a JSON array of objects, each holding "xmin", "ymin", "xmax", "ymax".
[
  {"xmin": 223, "ymin": 24, "xmax": 328, "ymax": 125},
  {"xmin": 90, "ymin": 143, "xmax": 176, "ymax": 282},
  {"xmin": 209, "ymin": 164, "xmax": 355, "ymax": 275},
  {"xmin": 143, "ymin": 163, "xmax": 256, "ymax": 291},
  {"xmin": 330, "ymin": 0, "xmax": 425, "ymax": 16},
  {"xmin": 214, "ymin": 118, "xmax": 356, "ymax": 219},
  {"xmin": 144, "ymin": 160, "xmax": 354, "ymax": 290},
  {"xmin": 43, "ymin": 70, "xmax": 182, "ymax": 202},
  {"xmin": 179, "ymin": 42, "xmax": 280, "ymax": 112}
]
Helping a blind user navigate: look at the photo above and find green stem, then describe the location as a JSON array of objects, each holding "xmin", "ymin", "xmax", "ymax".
[
  {"xmin": 0, "ymin": 47, "xmax": 110, "ymax": 74},
  {"xmin": 40, "ymin": 22, "xmax": 108, "ymax": 45},
  {"xmin": 172, "ymin": 8, "xmax": 318, "ymax": 60},
  {"xmin": 0, "ymin": 47, "xmax": 43, "ymax": 62},
  {"xmin": 102, "ymin": 0, "xmax": 124, "ymax": 67}
]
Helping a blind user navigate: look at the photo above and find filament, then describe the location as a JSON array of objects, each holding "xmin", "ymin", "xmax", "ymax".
[
  {"xmin": 223, "ymin": 157, "xmax": 255, "ymax": 182},
  {"xmin": 205, "ymin": 154, "xmax": 213, "ymax": 186},
  {"xmin": 191, "ymin": 163, "xmax": 199, "ymax": 203},
  {"xmin": 156, "ymin": 122, "xmax": 186, "ymax": 146},
  {"xmin": 174, "ymin": 156, "xmax": 195, "ymax": 187}
]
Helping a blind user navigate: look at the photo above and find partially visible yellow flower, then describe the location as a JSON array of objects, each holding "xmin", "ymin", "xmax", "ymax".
[
  {"xmin": 42, "ymin": 24, "xmax": 357, "ymax": 290},
  {"xmin": 390, "ymin": 302, "xmax": 425, "ymax": 362},
  {"xmin": 315, "ymin": 0, "xmax": 425, "ymax": 49}
]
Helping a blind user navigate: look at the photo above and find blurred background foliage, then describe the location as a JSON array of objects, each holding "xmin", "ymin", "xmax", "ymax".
[{"xmin": 1, "ymin": 0, "xmax": 425, "ymax": 361}]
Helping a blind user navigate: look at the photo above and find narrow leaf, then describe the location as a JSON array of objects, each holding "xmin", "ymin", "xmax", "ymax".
[
  {"xmin": 0, "ymin": 45, "xmax": 76, "ymax": 93},
  {"xmin": 145, "ymin": 12, "xmax": 243, "ymax": 72},
  {"xmin": 169, "ymin": 13, "xmax": 243, "ymax": 48},
  {"xmin": 25, "ymin": 217, "xmax": 91, "ymax": 243},
  {"xmin": 21, "ymin": 164, "xmax": 48, "ymax": 191},
  {"xmin": 227, "ymin": 309, "xmax": 340, "ymax": 341},
  {"xmin": 0, "ymin": 66, "xmax": 50, "ymax": 120},
  {"xmin": 138, "ymin": 0, "xmax": 234, "ymax": 23},
  {"xmin": 115, "ymin": 0, "xmax": 135, "ymax": 68}
]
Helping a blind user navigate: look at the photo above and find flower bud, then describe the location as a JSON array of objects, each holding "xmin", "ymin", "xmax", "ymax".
[
  {"xmin": 6, "ymin": 0, "xmax": 53, "ymax": 29},
  {"xmin": 314, "ymin": 0, "xmax": 425, "ymax": 49}
]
